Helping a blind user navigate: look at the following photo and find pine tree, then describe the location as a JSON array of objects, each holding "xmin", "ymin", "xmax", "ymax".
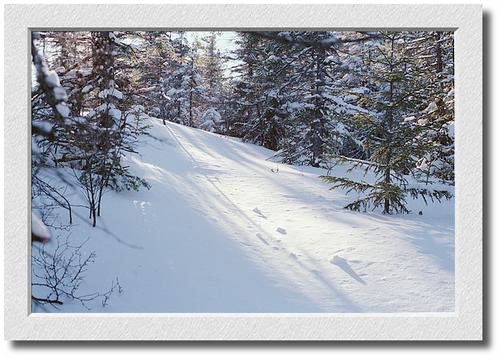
[
  {"xmin": 200, "ymin": 32, "xmax": 225, "ymax": 109},
  {"xmin": 199, "ymin": 107, "xmax": 224, "ymax": 132},
  {"xmin": 131, "ymin": 31, "xmax": 176, "ymax": 124},
  {"xmin": 410, "ymin": 32, "xmax": 455, "ymax": 185},
  {"xmin": 163, "ymin": 49, "xmax": 205, "ymax": 127},
  {"xmin": 278, "ymin": 31, "xmax": 344, "ymax": 167},
  {"xmin": 321, "ymin": 32, "xmax": 452, "ymax": 214},
  {"xmin": 234, "ymin": 33, "xmax": 286, "ymax": 149},
  {"xmin": 32, "ymin": 31, "xmax": 150, "ymax": 227},
  {"xmin": 227, "ymin": 32, "xmax": 263, "ymax": 137}
]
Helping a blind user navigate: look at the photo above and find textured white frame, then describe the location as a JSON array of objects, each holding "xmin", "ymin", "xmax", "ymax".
[{"xmin": 4, "ymin": 4, "xmax": 482, "ymax": 341}]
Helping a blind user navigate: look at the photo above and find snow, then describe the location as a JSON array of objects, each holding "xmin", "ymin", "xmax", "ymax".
[
  {"xmin": 53, "ymin": 86, "xmax": 68, "ymax": 101},
  {"xmin": 424, "ymin": 101, "xmax": 439, "ymax": 114},
  {"xmin": 32, "ymin": 212, "xmax": 51, "ymax": 241},
  {"xmin": 324, "ymin": 55, "xmax": 338, "ymax": 63},
  {"xmin": 286, "ymin": 102, "xmax": 309, "ymax": 112},
  {"xmin": 89, "ymin": 103, "xmax": 122, "ymax": 120},
  {"xmin": 55, "ymin": 103, "xmax": 71, "ymax": 117},
  {"xmin": 447, "ymin": 122, "xmax": 455, "ymax": 138},
  {"xmin": 199, "ymin": 108, "xmax": 222, "ymax": 132},
  {"xmin": 418, "ymin": 118, "xmax": 428, "ymax": 126},
  {"xmin": 34, "ymin": 120, "xmax": 53, "ymax": 134},
  {"xmin": 33, "ymin": 118, "xmax": 454, "ymax": 313},
  {"xmin": 98, "ymin": 87, "xmax": 124, "ymax": 100},
  {"xmin": 45, "ymin": 70, "xmax": 61, "ymax": 87},
  {"xmin": 252, "ymin": 207, "xmax": 266, "ymax": 218},
  {"xmin": 266, "ymin": 55, "xmax": 281, "ymax": 62},
  {"xmin": 416, "ymin": 158, "xmax": 429, "ymax": 170},
  {"xmin": 109, "ymin": 106, "xmax": 122, "ymax": 120},
  {"xmin": 276, "ymin": 227, "xmax": 287, "ymax": 235}
]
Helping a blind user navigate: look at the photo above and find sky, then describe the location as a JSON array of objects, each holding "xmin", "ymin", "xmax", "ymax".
[
  {"xmin": 186, "ymin": 31, "xmax": 237, "ymax": 54},
  {"xmin": 186, "ymin": 31, "xmax": 239, "ymax": 76}
]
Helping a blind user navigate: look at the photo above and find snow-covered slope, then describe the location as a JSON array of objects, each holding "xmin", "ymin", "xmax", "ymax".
[{"xmin": 34, "ymin": 118, "xmax": 454, "ymax": 313}]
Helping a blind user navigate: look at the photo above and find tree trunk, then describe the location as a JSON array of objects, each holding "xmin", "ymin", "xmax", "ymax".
[
  {"xmin": 97, "ymin": 185, "xmax": 104, "ymax": 217},
  {"xmin": 189, "ymin": 91, "xmax": 193, "ymax": 127},
  {"xmin": 92, "ymin": 205, "xmax": 97, "ymax": 227},
  {"xmin": 310, "ymin": 51, "xmax": 325, "ymax": 168},
  {"xmin": 384, "ymin": 163, "xmax": 391, "ymax": 214},
  {"xmin": 383, "ymin": 35, "xmax": 396, "ymax": 214}
]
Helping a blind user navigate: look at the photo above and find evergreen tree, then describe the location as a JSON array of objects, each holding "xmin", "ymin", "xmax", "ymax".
[
  {"xmin": 131, "ymin": 31, "xmax": 176, "ymax": 124},
  {"xmin": 200, "ymin": 32, "xmax": 225, "ymax": 110},
  {"xmin": 410, "ymin": 32, "xmax": 455, "ymax": 185},
  {"xmin": 245, "ymin": 34, "xmax": 296, "ymax": 150},
  {"xmin": 227, "ymin": 32, "xmax": 263, "ymax": 137},
  {"xmin": 32, "ymin": 31, "xmax": 149, "ymax": 227},
  {"xmin": 199, "ymin": 107, "xmax": 224, "ymax": 132},
  {"xmin": 278, "ymin": 31, "xmax": 344, "ymax": 167},
  {"xmin": 163, "ymin": 48, "xmax": 205, "ymax": 127},
  {"xmin": 321, "ymin": 32, "xmax": 452, "ymax": 214}
]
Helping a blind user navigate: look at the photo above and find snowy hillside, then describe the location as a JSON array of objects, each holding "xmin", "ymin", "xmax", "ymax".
[{"xmin": 33, "ymin": 118, "xmax": 454, "ymax": 313}]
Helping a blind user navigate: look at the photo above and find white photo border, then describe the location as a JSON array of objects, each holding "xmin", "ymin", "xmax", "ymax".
[{"xmin": 4, "ymin": 4, "xmax": 482, "ymax": 341}]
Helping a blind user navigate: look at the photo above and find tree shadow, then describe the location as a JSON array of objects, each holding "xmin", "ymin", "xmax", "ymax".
[{"xmin": 330, "ymin": 255, "xmax": 367, "ymax": 285}]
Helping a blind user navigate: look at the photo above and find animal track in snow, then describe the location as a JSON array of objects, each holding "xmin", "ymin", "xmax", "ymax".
[
  {"xmin": 255, "ymin": 233, "xmax": 269, "ymax": 245},
  {"xmin": 276, "ymin": 227, "xmax": 287, "ymax": 235},
  {"xmin": 333, "ymin": 247, "xmax": 356, "ymax": 254},
  {"xmin": 252, "ymin": 207, "xmax": 267, "ymax": 219}
]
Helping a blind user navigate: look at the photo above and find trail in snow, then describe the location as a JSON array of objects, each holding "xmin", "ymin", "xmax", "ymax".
[{"xmin": 34, "ymin": 118, "xmax": 455, "ymax": 313}]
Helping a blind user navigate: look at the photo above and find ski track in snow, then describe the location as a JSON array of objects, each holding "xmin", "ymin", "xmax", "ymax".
[{"xmin": 36, "ymin": 118, "xmax": 455, "ymax": 313}]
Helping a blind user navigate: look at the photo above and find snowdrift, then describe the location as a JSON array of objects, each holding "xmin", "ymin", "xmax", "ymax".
[{"xmin": 32, "ymin": 118, "xmax": 454, "ymax": 313}]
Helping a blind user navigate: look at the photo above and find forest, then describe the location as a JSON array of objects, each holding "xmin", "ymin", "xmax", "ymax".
[{"xmin": 31, "ymin": 31, "xmax": 455, "ymax": 312}]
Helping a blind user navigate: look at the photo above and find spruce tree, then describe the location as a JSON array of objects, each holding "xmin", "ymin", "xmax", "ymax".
[
  {"xmin": 321, "ymin": 32, "xmax": 452, "ymax": 214},
  {"xmin": 200, "ymin": 32, "xmax": 225, "ymax": 110},
  {"xmin": 32, "ymin": 31, "xmax": 150, "ymax": 227},
  {"xmin": 227, "ymin": 32, "xmax": 263, "ymax": 137},
  {"xmin": 279, "ymin": 31, "xmax": 343, "ymax": 167},
  {"xmin": 239, "ymin": 32, "xmax": 291, "ymax": 150},
  {"xmin": 410, "ymin": 32, "xmax": 455, "ymax": 185}
]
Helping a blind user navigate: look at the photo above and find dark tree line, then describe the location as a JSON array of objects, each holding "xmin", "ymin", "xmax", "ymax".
[{"xmin": 226, "ymin": 31, "xmax": 454, "ymax": 214}]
